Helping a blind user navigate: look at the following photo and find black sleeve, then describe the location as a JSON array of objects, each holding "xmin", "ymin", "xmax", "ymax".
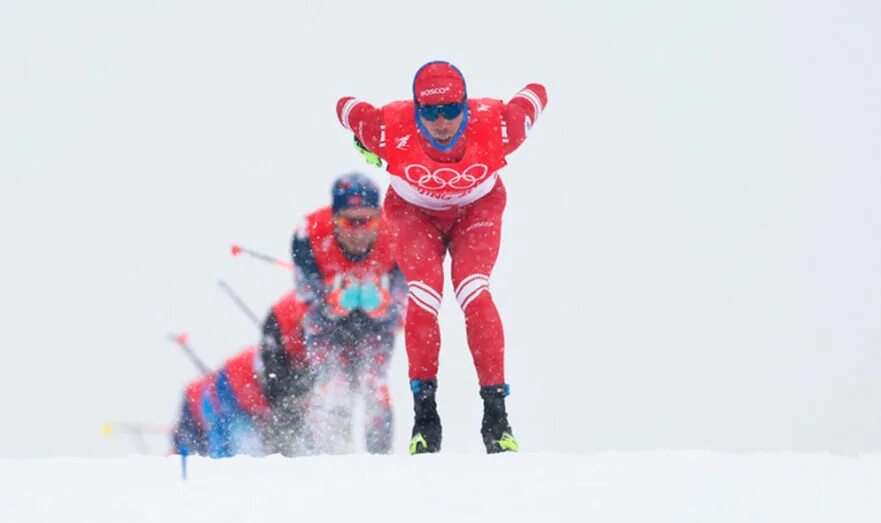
[
  {"xmin": 291, "ymin": 231, "xmax": 328, "ymax": 306},
  {"xmin": 386, "ymin": 264, "xmax": 408, "ymax": 325}
]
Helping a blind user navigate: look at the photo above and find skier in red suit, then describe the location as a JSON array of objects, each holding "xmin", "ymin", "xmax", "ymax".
[
  {"xmin": 336, "ymin": 61, "xmax": 547, "ymax": 454},
  {"xmin": 171, "ymin": 292, "xmax": 308, "ymax": 457},
  {"xmin": 291, "ymin": 173, "xmax": 407, "ymax": 454}
]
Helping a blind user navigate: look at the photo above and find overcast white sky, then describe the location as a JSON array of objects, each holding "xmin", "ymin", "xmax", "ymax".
[{"xmin": 1, "ymin": 0, "xmax": 879, "ymax": 457}]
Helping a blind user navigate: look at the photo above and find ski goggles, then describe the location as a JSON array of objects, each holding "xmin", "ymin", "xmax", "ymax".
[
  {"xmin": 335, "ymin": 215, "xmax": 380, "ymax": 230},
  {"xmin": 417, "ymin": 102, "xmax": 465, "ymax": 122}
]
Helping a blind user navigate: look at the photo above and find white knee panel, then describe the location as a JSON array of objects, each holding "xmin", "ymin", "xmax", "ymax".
[
  {"xmin": 455, "ymin": 274, "xmax": 490, "ymax": 311},
  {"xmin": 407, "ymin": 281, "xmax": 442, "ymax": 317}
]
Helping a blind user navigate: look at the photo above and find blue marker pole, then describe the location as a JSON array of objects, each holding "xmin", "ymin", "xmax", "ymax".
[{"xmin": 181, "ymin": 449, "xmax": 188, "ymax": 481}]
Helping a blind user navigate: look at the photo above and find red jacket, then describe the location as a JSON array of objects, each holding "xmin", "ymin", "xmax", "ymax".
[
  {"xmin": 336, "ymin": 83, "xmax": 547, "ymax": 209},
  {"xmin": 291, "ymin": 206, "xmax": 403, "ymax": 323}
]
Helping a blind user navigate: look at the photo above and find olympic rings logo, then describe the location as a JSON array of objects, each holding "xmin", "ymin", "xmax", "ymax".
[{"xmin": 403, "ymin": 163, "xmax": 490, "ymax": 190}]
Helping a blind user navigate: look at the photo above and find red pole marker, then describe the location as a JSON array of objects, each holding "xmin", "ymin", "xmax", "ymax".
[{"xmin": 230, "ymin": 244, "xmax": 294, "ymax": 270}]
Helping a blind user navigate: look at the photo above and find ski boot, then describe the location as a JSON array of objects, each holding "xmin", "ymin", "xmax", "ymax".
[
  {"xmin": 480, "ymin": 384, "xmax": 519, "ymax": 454},
  {"xmin": 409, "ymin": 379, "xmax": 442, "ymax": 455}
]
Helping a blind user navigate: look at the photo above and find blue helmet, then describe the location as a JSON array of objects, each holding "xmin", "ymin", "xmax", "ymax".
[{"xmin": 331, "ymin": 173, "xmax": 380, "ymax": 213}]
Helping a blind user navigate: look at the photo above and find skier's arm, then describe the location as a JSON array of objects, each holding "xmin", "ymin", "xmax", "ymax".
[
  {"xmin": 503, "ymin": 83, "xmax": 548, "ymax": 155},
  {"xmin": 384, "ymin": 265, "xmax": 408, "ymax": 330},
  {"xmin": 336, "ymin": 97, "xmax": 387, "ymax": 160},
  {"xmin": 259, "ymin": 311, "xmax": 311, "ymax": 407},
  {"xmin": 291, "ymin": 227, "xmax": 359, "ymax": 319},
  {"xmin": 360, "ymin": 264, "xmax": 407, "ymax": 326},
  {"xmin": 291, "ymin": 229, "xmax": 327, "ymax": 306}
]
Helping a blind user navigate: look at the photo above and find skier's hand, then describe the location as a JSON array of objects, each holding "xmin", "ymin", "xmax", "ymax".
[
  {"xmin": 360, "ymin": 280, "xmax": 392, "ymax": 319},
  {"xmin": 325, "ymin": 275, "xmax": 359, "ymax": 317},
  {"xmin": 354, "ymin": 136, "xmax": 383, "ymax": 167}
]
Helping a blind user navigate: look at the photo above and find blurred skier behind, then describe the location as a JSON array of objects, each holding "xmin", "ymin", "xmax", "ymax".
[
  {"xmin": 171, "ymin": 347, "xmax": 269, "ymax": 458},
  {"xmin": 170, "ymin": 292, "xmax": 310, "ymax": 458},
  {"xmin": 288, "ymin": 172, "xmax": 407, "ymax": 454},
  {"xmin": 336, "ymin": 61, "xmax": 547, "ymax": 454},
  {"xmin": 171, "ymin": 257, "xmax": 403, "ymax": 458}
]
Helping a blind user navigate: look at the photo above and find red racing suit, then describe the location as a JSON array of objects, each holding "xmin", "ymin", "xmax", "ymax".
[
  {"xmin": 291, "ymin": 206, "xmax": 407, "ymax": 452},
  {"xmin": 335, "ymin": 84, "xmax": 547, "ymax": 386}
]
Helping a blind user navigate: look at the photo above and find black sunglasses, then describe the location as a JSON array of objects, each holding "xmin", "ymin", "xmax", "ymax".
[{"xmin": 417, "ymin": 102, "xmax": 465, "ymax": 122}]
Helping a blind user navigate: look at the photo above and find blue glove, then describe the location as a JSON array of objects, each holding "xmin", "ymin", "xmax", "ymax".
[
  {"xmin": 326, "ymin": 276, "xmax": 359, "ymax": 317},
  {"xmin": 339, "ymin": 284, "xmax": 362, "ymax": 312},
  {"xmin": 359, "ymin": 282, "xmax": 382, "ymax": 313}
]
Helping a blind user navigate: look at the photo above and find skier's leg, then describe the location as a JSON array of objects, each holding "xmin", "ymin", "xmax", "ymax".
[
  {"xmin": 383, "ymin": 189, "xmax": 447, "ymax": 381},
  {"xmin": 383, "ymin": 189, "xmax": 447, "ymax": 453},
  {"xmin": 260, "ymin": 393, "xmax": 308, "ymax": 457},
  {"xmin": 200, "ymin": 377, "xmax": 233, "ymax": 458},
  {"xmin": 311, "ymin": 358, "xmax": 357, "ymax": 455},
  {"xmin": 294, "ymin": 312, "xmax": 340, "ymax": 455},
  {"xmin": 449, "ymin": 180, "xmax": 507, "ymax": 387},
  {"xmin": 449, "ymin": 181, "xmax": 518, "ymax": 453},
  {"xmin": 359, "ymin": 325, "xmax": 395, "ymax": 454},
  {"xmin": 215, "ymin": 370, "xmax": 249, "ymax": 456},
  {"xmin": 479, "ymin": 385, "xmax": 519, "ymax": 453}
]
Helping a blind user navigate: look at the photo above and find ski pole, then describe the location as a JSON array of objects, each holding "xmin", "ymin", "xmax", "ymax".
[
  {"xmin": 217, "ymin": 279, "xmax": 261, "ymax": 327},
  {"xmin": 101, "ymin": 421, "xmax": 169, "ymax": 437},
  {"xmin": 101, "ymin": 421, "xmax": 169, "ymax": 455},
  {"xmin": 230, "ymin": 244, "xmax": 294, "ymax": 270},
  {"xmin": 168, "ymin": 332, "xmax": 210, "ymax": 375},
  {"xmin": 181, "ymin": 449, "xmax": 188, "ymax": 481}
]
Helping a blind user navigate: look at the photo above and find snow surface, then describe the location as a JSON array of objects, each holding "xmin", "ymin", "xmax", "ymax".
[{"xmin": 2, "ymin": 452, "xmax": 880, "ymax": 522}]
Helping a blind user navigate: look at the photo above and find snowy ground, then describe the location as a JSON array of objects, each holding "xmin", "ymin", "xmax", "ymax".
[{"xmin": 2, "ymin": 452, "xmax": 879, "ymax": 523}]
